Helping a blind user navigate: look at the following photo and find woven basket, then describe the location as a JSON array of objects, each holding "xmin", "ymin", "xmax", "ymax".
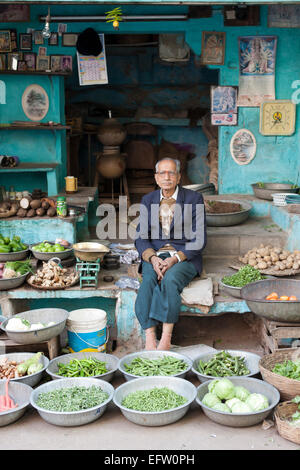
[
  {"xmin": 275, "ymin": 401, "xmax": 300, "ymax": 445},
  {"xmin": 259, "ymin": 349, "xmax": 300, "ymax": 401}
]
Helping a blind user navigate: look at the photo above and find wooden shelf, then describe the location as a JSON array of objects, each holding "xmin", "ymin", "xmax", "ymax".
[
  {"xmin": 0, "ymin": 124, "xmax": 70, "ymax": 130},
  {"xmin": 0, "ymin": 70, "xmax": 71, "ymax": 76},
  {"xmin": 0, "ymin": 162, "xmax": 58, "ymax": 172}
]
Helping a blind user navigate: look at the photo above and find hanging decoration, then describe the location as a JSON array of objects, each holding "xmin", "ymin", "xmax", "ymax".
[{"xmin": 105, "ymin": 7, "xmax": 123, "ymax": 30}]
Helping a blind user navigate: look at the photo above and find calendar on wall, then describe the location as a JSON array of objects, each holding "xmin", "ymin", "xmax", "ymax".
[{"xmin": 77, "ymin": 33, "xmax": 108, "ymax": 86}]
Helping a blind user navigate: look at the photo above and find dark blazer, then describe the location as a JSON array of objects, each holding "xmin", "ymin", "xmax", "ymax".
[{"xmin": 134, "ymin": 185, "xmax": 207, "ymax": 275}]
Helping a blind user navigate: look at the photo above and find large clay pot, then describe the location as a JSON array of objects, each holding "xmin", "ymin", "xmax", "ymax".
[
  {"xmin": 96, "ymin": 152, "xmax": 126, "ymax": 179},
  {"xmin": 97, "ymin": 118, "xmax": 127, "ymax": 146}
]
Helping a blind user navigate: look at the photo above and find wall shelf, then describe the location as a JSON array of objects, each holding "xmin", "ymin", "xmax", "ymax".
[
  {"xmin": 0, "ymin": 124, "xmax": 70, "ymax": 130},
  {"xmin": 0, "ymin": 71, "xmax": 71, "ymax": 76}
]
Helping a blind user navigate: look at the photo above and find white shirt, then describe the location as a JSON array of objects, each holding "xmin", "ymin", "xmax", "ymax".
[{"xmin": 160, "ymin": 185, "xmax": 179, "ymax": 201}]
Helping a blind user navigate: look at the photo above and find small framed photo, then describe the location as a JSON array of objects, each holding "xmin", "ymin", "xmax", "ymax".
[
  {"xmin": 36, "ymin": 55, "xmax": 50, "ymax": 71},
  {"xmin": 0, "ymin": 54, "xmax": 6, "ymax": 70},
  {"xmin": 24, "ymin": 52, "xmax": 36, "ymax": 71},
  {"xmin": 50, "ymin": 55, "xmax": 62, "ymax": 72},
  {"xmin": 34, "ymin": 30, "xmax": 44, "ymax": 45},
  {"xmin": 19, "ymin": 33, "xmax": 32, "ymax": 51},
  {"xmin": 0, "ymin": 30, "xmax": 11, "ymax": 52},
  {"xmin": 17, "ymin": 60, "xmax": 27, "ymax": 71},
  {"xmin": 10, "ymin": 29, "xmax": 18, "ymax": 51},
  {"xmin": 7, "ymin": 52, "xmax": 22, "ymax": 70},
  {"xmin": 48, "ymin": 32, "xmax": 58, "ymax": 46},
  {"xmin": 62, "ymin": 33, "xmax": 78, "ymax": 47},
  {"xmin": 38, "ymin": 46, "xmax": 47, "ymax": 56},
  {"xmin": 61, "ymin": 55, "xmax": 72, "ymax": 72},
  {"xmin": 201, "ymin": 31, "xmax": 226, "ymax": 65}
]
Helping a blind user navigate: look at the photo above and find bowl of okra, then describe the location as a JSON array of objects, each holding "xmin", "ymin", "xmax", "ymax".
[
  {"xmin": 191, "ymin": 350, "xmax": 261, "ymax": 383},
  {"xmin": 118, "ymin": 350, "xmax": 193, "ymax": 381}
]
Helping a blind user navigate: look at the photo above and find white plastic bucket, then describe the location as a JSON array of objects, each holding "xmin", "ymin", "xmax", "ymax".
[{"xmin": 66, "ymin": 308, "xmax": 108, "ymax": 353}]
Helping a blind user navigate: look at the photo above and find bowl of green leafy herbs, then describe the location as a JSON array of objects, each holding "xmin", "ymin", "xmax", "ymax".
[{"xmin": 220, "ymin": 265, "xmax": 272, "ymax": 299}]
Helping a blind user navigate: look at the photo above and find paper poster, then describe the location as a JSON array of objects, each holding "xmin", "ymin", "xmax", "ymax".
[
  {"xmin": 238, "ymin": 36, "xmax": 277, "ymax": 107},
  {"xmin": 268, "ymin": 5, "xmax": 300, "ymax": 28},
  {"xmin": 211, "ymin": 86, "xmax": 238, "ymax": 125},
  {"xmin": 77, "ymin": 34, "xmax": 108, "ymax": 86}
]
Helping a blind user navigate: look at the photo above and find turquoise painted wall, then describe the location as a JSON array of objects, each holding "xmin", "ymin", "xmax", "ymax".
[{"xmin": 0, "ymin": 4, "xmax": 299, "ymax": 193}]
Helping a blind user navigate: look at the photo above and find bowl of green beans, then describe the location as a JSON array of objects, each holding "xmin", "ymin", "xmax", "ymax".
[
  {"xmin": 46, "ymin": 352, "xmax": 119, "ymax": 382},
  {"xmin": 113, "ymin": 376, "xmax": 197, "ymax": 426},
  {"xmin": 118, "ymin": 350, "xmax": 193, "ymax": 382},
  {"xmin": 191, "ymin": 350, "xmax": 261, "ymax": 383}
]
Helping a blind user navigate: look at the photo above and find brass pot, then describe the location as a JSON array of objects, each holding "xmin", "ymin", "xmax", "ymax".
[
  {"xmin": 96, "ymin": 152, "xmax": 126, "ymax": 179},
  {"xmin": 97, "ymin": 118, "xmax": 127, "ymax": 146}
]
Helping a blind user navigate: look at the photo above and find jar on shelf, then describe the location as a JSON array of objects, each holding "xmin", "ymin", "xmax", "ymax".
[{"xmin": 56, "ymin": 196, "xmax": 67, "ymax": 217}]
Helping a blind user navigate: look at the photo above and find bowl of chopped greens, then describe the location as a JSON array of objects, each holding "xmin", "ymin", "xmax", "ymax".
[
  {"xmin": 191, "ymin": 350, "xmax": 261, "ymax": 383},
  {"xmin": 30, "ymin": 377, "xmax": 114, "ymax": 426},
  {"xmin": 118, "ymin": 350, "xmax": 193, "ymax": 381},
  {"xmin": 0, "ymin": 260, "xmax": 33, "ymax": 291},
  {"xmin": 196, "ymin": 376, "xmax": 280, "ymax": 427},
  {"xmin": 219, "ymin": 265, "xmax": 273, "ymax": 299},
  {"xmin": 1, "ymin": 308, "xmax": 69, "ymax": 344},
  {"xmin": 46, "ymin": 352, "xmax": 119, "ymax": 383},
  {"xmin": 113, "ymin": 376, "xmax": 197, "ymax": 426}
]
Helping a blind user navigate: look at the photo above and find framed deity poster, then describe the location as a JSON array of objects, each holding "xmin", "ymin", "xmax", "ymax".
[
  {"xmin": 230, "ymin": 128, "xmax": 256, "ymax": 165},
  {"xmin": 259, "ymin": 100, "xmax": 296, "ymax": 136}
]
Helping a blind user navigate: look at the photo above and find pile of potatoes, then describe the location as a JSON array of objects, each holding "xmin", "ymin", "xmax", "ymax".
[{"xmin": 239, "ymin": 244, "xmax": 300, "ymax": 272}]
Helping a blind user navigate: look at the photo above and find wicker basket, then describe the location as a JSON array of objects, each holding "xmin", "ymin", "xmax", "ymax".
[
  {"xmin": 275, "ymin": 401, "xmax": 300, "ymax": 445},
  {"xmin": 259, "ymin": 349, "xmax": 300, "ymax": 401}
]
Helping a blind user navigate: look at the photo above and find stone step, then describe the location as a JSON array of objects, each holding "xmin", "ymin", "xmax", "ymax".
[{"xmin": 203, "ymin": 216, "xmax": 287, "ymax": 256}]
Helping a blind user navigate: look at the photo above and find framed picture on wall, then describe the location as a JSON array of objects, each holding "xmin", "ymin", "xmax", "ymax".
[
  {"xmin": 22, "ymin": 84, "xmax": 49, "ymax": 122},
  {"xmin": 62, "ymin": 33, "xmax": 78, "ymax": 47},
  {"xmin": 48, "ymin": 32, "xmax": 58, "ymax": 46},
  {"xmin": 10, "ymin": 29, "xmax": 18, "ymax": 51},
  {"xmin": 201, "ymin": 31, "xmax": 225, "ymax": 65},
  {"xmin": 17, "ymin": 60, "xmax": 27, "ymax": 71},
  {"xmin": 0, "ymin": 54, "xmax": 6, "ymax": 70},
  {"xmin": 0, "ymin": 30, "xmax": 11, "ymax": 52},
  {"xmin": 61, "ymin": 55, "xmax": 72, "ymax": 72},
  {"xmin": 50, "ymin": 55, "xmax": 62, "ymax": 72},
  {"xmin": 34, "ymin": 31, "xmax": 44, "ymax": 45},
  {"xmin": 24, "ymin": 52, "xmax": 36, "ymax": 71},
  {"xmin": 230, "ymin": 128, "xmax": 256, "ymax": 165},
  {"xmin": 7, "ymin": 52, "xmax": 22, "ymax": 70},
  {"xmin": 211, "ymin": 86, "xmax": 238, "ymax": 126},
  {"xmin": 19, "ymin": 33, "xmax": 32, "ymax": 51},
  {"xmin": 0, "ymin": 5, "xmax": 30, "ymax": 22},
  {"xmin": 36, "ymin": 55, "xmax": 50, "ymax": 71}
]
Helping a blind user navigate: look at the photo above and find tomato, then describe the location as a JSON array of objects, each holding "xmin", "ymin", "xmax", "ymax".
[
  {"xmin": 279, "ymin": 296, "xmax": 289, "ymax": 301},
  {"xmin": 265, "ymin": 292, "xmax": 278, "ymax": 300},
  {"xmin": 288, "ymin": 295, "xmax": 298, "ymax": 301}
]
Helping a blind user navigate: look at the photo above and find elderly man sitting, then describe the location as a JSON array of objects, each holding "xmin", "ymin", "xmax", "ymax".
[{"xmin": 134, "ymin": 157, "xmax": 206, "ymax": 350}]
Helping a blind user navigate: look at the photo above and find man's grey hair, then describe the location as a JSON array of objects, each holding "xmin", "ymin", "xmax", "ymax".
[{"xmin": 155, "ymin": 158, "xmax": 181, "ymax": 173}]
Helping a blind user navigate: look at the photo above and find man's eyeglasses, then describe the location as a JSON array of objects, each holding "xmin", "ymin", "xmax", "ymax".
[{"xmin": 156, "ymin": 171, "xmax": 177, "ymax": 177}]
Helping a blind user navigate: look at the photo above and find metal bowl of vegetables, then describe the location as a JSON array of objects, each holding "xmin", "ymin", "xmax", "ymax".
[
  {"xmin": 113, "ymin": 376, "xmax": 197, "ymax": 427},
  {"xmin": 0, "ymin": 246, "xmax": 29, "ymax": 262},
  {"xmin": 46, "ymin": 352, "xmax": 119, "ymax": 383},
  {"xmin": 0, "ymin": 308, "xmax": 69, "ymax": 344},
  {"xmin": 219, "ymin": 265, "xmax": 275, "ymax": 299},
  {"xmin": 31, "ymin": 241, "xmax": 73, "ymax": 261},
  {"xmin": 0, "ymin": 352, "xmax": 49, "ymax": 387},
  {"xmin": 196, "ymin": 376, "xmax": 280, "ymax": 427},
  {"xmin": 191, "ymin": 350, "xmax": 261, "ymax": 383},
  {"xmin": 241, "ymin": 279, "xmax": 300, "ymax": 323},
  {"xmin": 0, "ymin": 381, "xmax": 33, "ymax": 427},
  {"xmin": 0, "ymin": 272, "xmax": 29, "ymax": 291},
  {"xmin": 118, "ymin": 350, "xmax": 193, "ymax": 382},
  {"xmin": 30, "ymin": 377, "xmax": 114, "ymax": 427}
]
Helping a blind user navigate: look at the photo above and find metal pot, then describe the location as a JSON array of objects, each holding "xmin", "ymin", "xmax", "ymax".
[{"xmin": 97, "ymin": 118, "xmax": 127, "ymax": 146}]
